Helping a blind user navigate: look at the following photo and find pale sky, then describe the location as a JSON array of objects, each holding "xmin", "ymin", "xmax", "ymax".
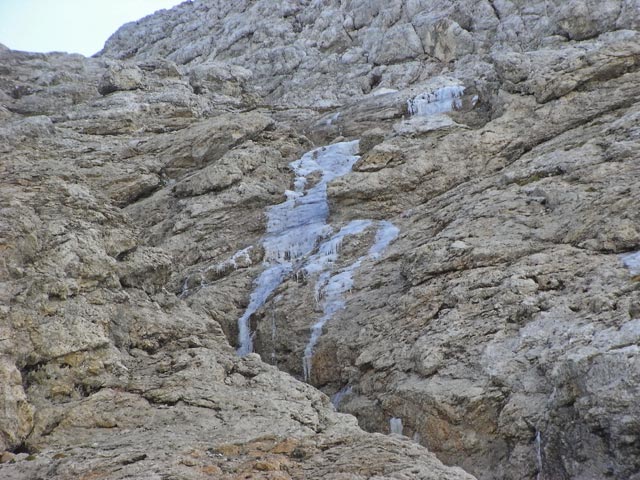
[{"xmin": 0, "ymin": 0, "xmax": 185, "ymax": 56}]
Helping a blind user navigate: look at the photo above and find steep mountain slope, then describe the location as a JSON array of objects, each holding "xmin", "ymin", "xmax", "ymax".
[
  {"xmin": 2, "ymin": 1, "xmax": 640, "ymax": 479},
  {"xmin": 0, "ymin": 43, "xmax": 473, "ymax": 480}
]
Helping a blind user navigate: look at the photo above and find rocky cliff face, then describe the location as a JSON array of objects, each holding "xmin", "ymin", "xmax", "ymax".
[{"xmin": 2, "ymin": 1, "xmax": 640, "ymax": 479}]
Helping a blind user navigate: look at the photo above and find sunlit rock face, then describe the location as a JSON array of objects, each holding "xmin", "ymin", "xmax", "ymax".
[{"xmin": 2, "ymin": 1, "xmax": 640, "ymax": 480}]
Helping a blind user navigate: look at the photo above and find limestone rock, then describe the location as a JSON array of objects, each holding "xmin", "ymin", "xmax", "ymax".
[
  {"xmin": 3, "ymin": 1, "xmax": 640, "ymax": 480},
  {"xmin": 413, "ymin": 16, "xmax": 475, "ymax": 63},
  {"xmin": 188, "ymin": 61, "xmax": 252, "ymax": 96},
  {"xmin": 98, "ymin": 62, "xmax": 145, "ymax": 95},
  {"xmin": 0, "ymin": 359, "xmax": 34, "ymax": 452}
]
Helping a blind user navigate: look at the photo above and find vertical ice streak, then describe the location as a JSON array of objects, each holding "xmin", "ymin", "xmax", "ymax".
[
  {"xmin": 237, "ymin": 264, "xmax": 291, "ymax": 356},
  {"xmin": 369, "ymin": 221, "xmax": 400, "ymax": 259},
  {"xmin": 303, "ymin": 257, "xmax": 362, "ymax": 380},
  {"xmin": 390, "ymin": 417, "xmax": 404, "ymax": 435},
  {"xmin": 535, "ymin": 430, "xmax": 544, "ymax": 480}
]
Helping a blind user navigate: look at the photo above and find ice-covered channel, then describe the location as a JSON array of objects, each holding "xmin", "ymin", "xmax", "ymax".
[{"xmin": 235, "ymin": 140, "xmax": 399, "ymax": 378}]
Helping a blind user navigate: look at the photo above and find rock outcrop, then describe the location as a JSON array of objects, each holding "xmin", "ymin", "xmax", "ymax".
[{"xmin": 2, "ymin": 1, "xmax": 640, "ymax": 479}]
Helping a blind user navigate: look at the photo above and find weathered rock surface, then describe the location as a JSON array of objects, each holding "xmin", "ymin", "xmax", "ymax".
[
  {"xmin": 0, "ymin": 26, "xmax": 472, "ymax": 480},
  {"xmin": 2, "ymin": 1, "xmax": 640, "ymax": 480}
]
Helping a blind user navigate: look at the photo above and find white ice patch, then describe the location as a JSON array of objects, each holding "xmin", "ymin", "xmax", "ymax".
[
  {"xmin": 407, "ymin": 85, "xmax": 465, "ymax": 116},
  {"xmin": 369, "ymin": 221, "xmax": 400, "ymax": 259},
  {"xmin": 262, "ymin": 141, "xmax": 360, "ymax": 263},
  {"xmin": 237, "ymin": 141, "xmax": 361, "ymax": 356},
  {"xmin": 621, "ymin": 251, "xmax": 640, "ymax": 275},
  {"xmin": 390, "ymin": 417, "xmax": 404, "ymax": 435}
]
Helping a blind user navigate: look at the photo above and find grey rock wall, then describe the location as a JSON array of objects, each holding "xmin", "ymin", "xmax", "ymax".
[{"xmin": 2, "ymin": 1, "xmax": 640, "ymax": 479}]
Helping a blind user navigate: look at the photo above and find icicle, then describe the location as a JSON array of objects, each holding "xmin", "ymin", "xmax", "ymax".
[
  {"xmin": 535, "ymin": 430, "xmax": 544, "ymax": 480},
  {"xmin": 305, "ymin": 220, "xmax": 372, "ymax": 277}
]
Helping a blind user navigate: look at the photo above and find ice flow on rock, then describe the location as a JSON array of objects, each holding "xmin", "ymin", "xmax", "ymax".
[
  {"xmin": 236, "ymin": 140, "xmax": 399, "ymax": 380},
  {"xmin": 237, "ymin": 141, "xmax": 361, "ymax": 355},
  {"xmin": 302, "ymin": 219, "xmax": 399, "ymax": 380}
]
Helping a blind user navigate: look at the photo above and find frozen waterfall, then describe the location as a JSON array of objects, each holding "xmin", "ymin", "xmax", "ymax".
[
  {"xmin": 390, "ymin": 417, "xmax": 404, "ymax": 435},
  {"xmin": 237, "ymin": 141, "xmax": 361, "ymax": 355},
  {"xmin": 235, "ymin": 139, "xmax": 399, "ymax": 381}
]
